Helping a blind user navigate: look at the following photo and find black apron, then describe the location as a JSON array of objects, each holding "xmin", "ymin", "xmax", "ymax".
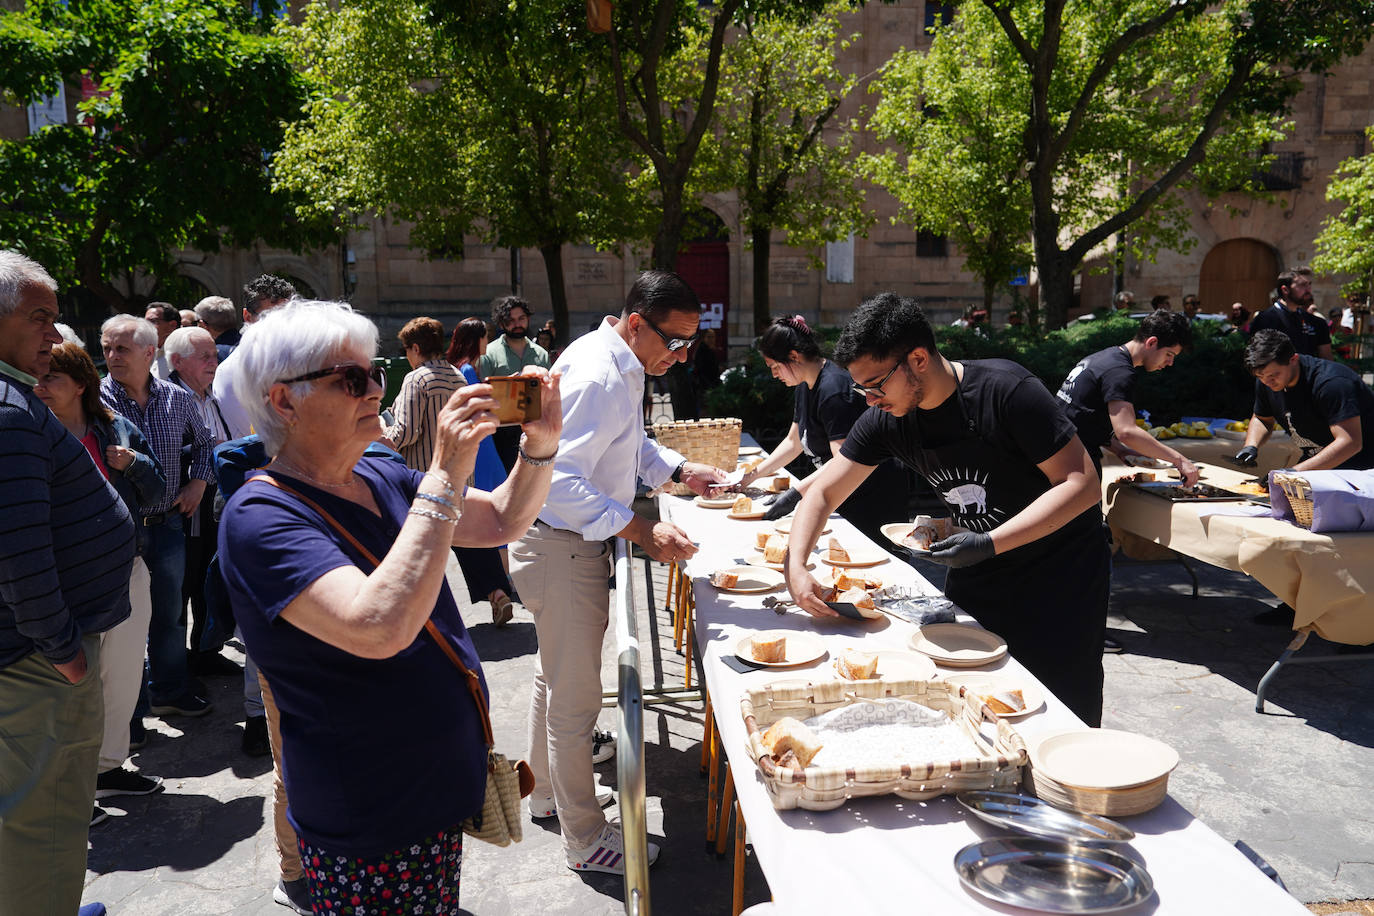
[{"xmin": 913, "ymin": 373, "xmax": 1109, "ymax": 726}]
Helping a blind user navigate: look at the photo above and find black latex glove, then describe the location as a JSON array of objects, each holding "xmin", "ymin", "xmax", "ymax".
[
  {"xmin": 761, "ymin": 487, "xmax": 802, "ymax": 521},
  {"xmin": 1232, "ymin": 445, "xmax": 1259, "ymax": 467},
  {"xmin": 926, "ymin": 531, "xmax": 995, "ymax": 568}
]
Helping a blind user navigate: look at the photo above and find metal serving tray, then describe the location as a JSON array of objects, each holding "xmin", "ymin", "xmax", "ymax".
[
  {"xmin": 954, "ymin": 836, "xmax": 1154, "ymax": 913},
  {"xmin": 957, "ymin": 791, "xmax": 1134, "ymax": 844},
  {"xmin": 1128, "ymin": 481, "xmax": 1249, "ymax": 502}
]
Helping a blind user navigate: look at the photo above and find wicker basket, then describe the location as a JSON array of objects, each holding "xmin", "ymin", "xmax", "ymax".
[
  {"xmin": 650, "ymin": 418, "xmax": 741, "ymax": 495},
  {"xmin": 741, "ymin": 678, "xmax": 1027, "ymax": 811},
  {"xmin": 1272, "ymin": 472, "xmax": 1314, "ymax": 528}
]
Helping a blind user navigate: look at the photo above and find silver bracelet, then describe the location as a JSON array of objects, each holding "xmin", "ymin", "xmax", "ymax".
[
  {"xmin": 414, "ymin": 491, "xmax": 458, "ymax": 511},
  {"xmin": 407, "ymin": 506, "xmax": 457, "ymax": 523},
  {"xmin": 518, "ymin": 434, "xmax": 556, "ymax": 468},
  {"xmin": 423, "ymin": 472, "xmax": 456, "ymax": 498}
]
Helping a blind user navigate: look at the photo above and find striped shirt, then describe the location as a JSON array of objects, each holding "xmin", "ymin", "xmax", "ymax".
[
  {"xmin": 0, "ymin": 370, "xmax": 135, "ymax": 666},
  {"xmin": 100, "ymin": 374, "xmax": 215, "ymax": 516},
  {"xmin": 383, "ymin": 359, "xmax": 465, "ymax": 470}
]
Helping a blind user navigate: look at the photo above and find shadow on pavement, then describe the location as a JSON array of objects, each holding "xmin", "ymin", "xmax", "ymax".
[{"xmin": 87, "ymin": 793, "xmax": 265, "ymax": 874}]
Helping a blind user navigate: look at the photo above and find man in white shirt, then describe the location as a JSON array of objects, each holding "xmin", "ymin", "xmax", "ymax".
[{"xmin": 510, "ymin": 270, "xmax": 726, "ymax": 875}]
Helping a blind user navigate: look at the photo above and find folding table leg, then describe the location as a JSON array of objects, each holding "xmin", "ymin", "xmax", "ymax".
[
  {"xmin": 731, "ymin": 798, "xmax": 747, "ymax": 916},
  {"xmin": 666, "ymin": 561, "xmax": 679, "ymax": 614},
  {"xmin": 700, "ymin": 696, "xmax": 714, "ymax": 775},
  {"xmin": 715, "ymin": 761, "xmax": 735, "ymax": 857},
  {"xmin": 705, "ymin": 703, "xmax": 721, "ymax": 846}
]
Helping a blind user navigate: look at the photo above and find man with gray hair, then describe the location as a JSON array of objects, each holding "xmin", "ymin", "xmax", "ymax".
[
  {"xmin": 0, "ymin": 250, "xmax": 133, "ymax": 915},
  {"xmin": 100, "ymin": 314, "xmax": 216, "ymax": 718},
  {"xmin": 165, "ymin": 327, "xmax": 235, "ymax": 677},
  {"xmin": 194, "ymin": 295, "xmax": 240, "ymax": 354}
]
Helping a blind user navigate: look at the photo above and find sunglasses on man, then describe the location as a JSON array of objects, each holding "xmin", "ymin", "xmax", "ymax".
[
  {"xmin": 638, "ymin": 313, "xmax": 700, "ymax": 352},
  {"xmin": 278, "ymin": 364, "xmax": 387, "ymax": 398}
]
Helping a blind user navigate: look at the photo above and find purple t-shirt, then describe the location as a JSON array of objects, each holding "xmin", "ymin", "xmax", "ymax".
[{"xmin": 220, "ymin": 456, "xmax": 488, "ymax": 857}]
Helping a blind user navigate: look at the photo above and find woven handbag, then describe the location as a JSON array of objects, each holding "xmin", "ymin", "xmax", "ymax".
[{"xmin": 248, "ymin": 474, "xmax": 535, "ymax": 846}]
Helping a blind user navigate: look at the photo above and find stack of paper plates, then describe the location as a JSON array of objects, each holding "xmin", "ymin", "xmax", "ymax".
[{"xmin": 1029, "ymin": 729, "xmax": 1178, "ymax": 817}]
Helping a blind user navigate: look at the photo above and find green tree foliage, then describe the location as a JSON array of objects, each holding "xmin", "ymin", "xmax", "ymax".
[
  {"xmin": 874, "ymin": 0, "xmax": 1374, "ymax": 330},
  {"xmin": 0, "ymin": 0, "xmax": 332, "ymax": 315},
  {"xmin": 1314, "ymin": 126, "xmax": 1374, "ymax": 296},
  {"xmin": 697, "ymin": 3, "xmax": 870, "ymax": 331},
  {"xmin": 273, "ymin": 0, "xmax": 644, "ymax": 341},
  {"xmin": 868, "ymin": 11, "xmax": 1032, "ymax": 315}
]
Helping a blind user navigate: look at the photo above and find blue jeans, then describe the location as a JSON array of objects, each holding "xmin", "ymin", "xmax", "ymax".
[{"xmin": 142, "ymin": 514, "xmax": 190, "ymax": 702}]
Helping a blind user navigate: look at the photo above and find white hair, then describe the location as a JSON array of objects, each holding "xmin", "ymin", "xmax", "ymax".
[
  {"xmin": 0, "ymin": 250, "xmax": 58, "ymax": 319},
  {"xmin": 100, "ymin": 314, "xmax": 158, "ymax": 350},
  {"xmin": 194, "ymin": 295, "xmax": 238, "ymax": 332},
  {"xmin": 54, "ymin": 323, "xmax": 84, "ymax": 347},
  {"xmin": 233, "ymin": 300, "xmax": 379, "ymax": 455},
  {"xmin": 165, "ymin": 325, "xmax": 214, "ymax": 360}
]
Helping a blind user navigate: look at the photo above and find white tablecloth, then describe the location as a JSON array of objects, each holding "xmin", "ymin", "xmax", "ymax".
[{"xmin": 658, "ymin": 487, "xmax": 1306, "ymax": 915}]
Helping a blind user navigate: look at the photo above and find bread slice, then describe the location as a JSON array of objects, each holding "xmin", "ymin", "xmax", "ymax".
[
  {"xmin": 771, "ymin": 476, "xmax": 791, "ymax": 492},
  {"xmin": 711, "ymin": 571, "xmax": 739, "ymax": 589},
  {"xmin": 763, "ymin": 534, "xmax": 788, "ymax": 565},
  {"xmin": 836, "ymin": 648, "xmax": 878, "ymax": 680},
  {"xmin": 827, "ymin": 537, "xmax": 850, "ymax": 563},
  {"xmin": 760, "ymin": 716, "xmax": 823, "ymax": 767},
  {"xmin": 750, "ymin": 633, "xmax": 787, "ymax": 663},
  {"xmin": 982, "ymin": 688, "xmax": 1026, "ymax": 715},
  {"xmin": 732, "ymin": 495, "xmax": 753, "ymax": 514},
  {"xmin": 836, "ymin": 586, "xmax": 874, "ymax": 610},
  {"xmin": 755, "ymin": 530, "xmax": 773, "ymax": 549}
]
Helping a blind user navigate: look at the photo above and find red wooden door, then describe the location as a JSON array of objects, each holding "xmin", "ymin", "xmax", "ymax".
[{"xmin": 675, "ymin": 241, "xmax": 730, "ymax": 361}]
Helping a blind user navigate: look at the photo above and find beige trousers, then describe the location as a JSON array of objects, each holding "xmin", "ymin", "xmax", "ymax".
[
  {"xmin": 509, "ymin": 522, "xmax": 612, "ymax": 851},
  {"xmin": 258, "ymin": 673, "xmax": 302, "ymax": 881},
  {"xmin": 98, "ymin": 558, "xmax": 152, "ymax": 771}
]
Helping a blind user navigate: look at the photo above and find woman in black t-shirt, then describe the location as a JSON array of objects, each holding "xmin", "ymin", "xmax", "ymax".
[{"xmin": 740, "ymin": 317, "xmax": 909, "ymax": 543}]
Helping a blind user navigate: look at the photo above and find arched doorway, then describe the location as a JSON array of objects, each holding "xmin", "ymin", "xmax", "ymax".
[
  {"xmin": 1198, "ymin": 239, "xmax": 1279, "ymax": 316},
  {"xmin": 674, "ymin": 207, "xmax": 730, "ymax": 364}
]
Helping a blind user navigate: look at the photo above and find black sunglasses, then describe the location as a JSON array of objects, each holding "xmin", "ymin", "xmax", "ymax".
[
  {"xmin": 278, "ymin": 364, "xmax": 386, "ymax": 398},
  {"xmin": 851, "ymin": 354, "xmax": 909, "ymax": 397},
  {"xmin": 639, "ymin": 313, "xmax": 700, "ymax": 352}
]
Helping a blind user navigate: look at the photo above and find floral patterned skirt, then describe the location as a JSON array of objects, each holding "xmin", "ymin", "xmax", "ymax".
[{"xmin": 298, "ymin": 826, "xmax": 462, "ymax": 915}]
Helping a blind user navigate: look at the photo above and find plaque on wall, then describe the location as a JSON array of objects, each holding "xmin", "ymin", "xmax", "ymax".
[
  {"xmin": 770, "ymin": 257, "xmax": 812, "ymax": 284},
  {"xmin": 575, "ymin": 259, "xmax": 611, "ymax": 283}
]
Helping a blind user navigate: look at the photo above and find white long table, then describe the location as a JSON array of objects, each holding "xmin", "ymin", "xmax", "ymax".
[{"xmin": 658, "ymin": 490, "xmax": 1306, "ymax": 915}]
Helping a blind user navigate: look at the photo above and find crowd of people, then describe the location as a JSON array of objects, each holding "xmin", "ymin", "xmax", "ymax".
[{"xmin": 4, "ymin": 243, "xmax": 1374, "ymax": 916}]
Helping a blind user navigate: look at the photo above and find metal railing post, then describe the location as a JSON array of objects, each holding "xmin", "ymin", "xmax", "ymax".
[{"xmin": 614, "ymin": 538, "xmax": 650, "ymax": 914}]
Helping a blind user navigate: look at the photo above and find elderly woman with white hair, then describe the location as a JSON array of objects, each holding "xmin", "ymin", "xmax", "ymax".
[{"xmin": 218, "ymin": 300, "xmax": 560, "ymax": 914}]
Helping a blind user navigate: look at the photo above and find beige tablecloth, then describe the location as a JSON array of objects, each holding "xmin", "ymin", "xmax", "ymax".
[
  {"xmin": 662, "ymin": 481, "xmax": 1308, "ymax": 915},
  {"xmin": 1102, "ymin": 460, "xmax": 1374, "ymax": 645},
  {"xmin": 1167, "ymin": 429, "xmax": 1299, "ymax": 474}
]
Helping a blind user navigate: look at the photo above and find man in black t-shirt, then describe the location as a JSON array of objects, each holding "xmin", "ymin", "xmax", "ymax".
[
  {"xmin": 1247, "ymin": 266, "xmax": 1332, "ymax": 360},
  {"xmin": 781, "ymin": 293, "xmax": 1111, "ymax": 725},
  {"xmin": 1234, "ymin": 330, "xmax": 1374, "ymax": 471},
  {"xmin": 1057, "ymin": 309, "xmax": 1199, "ymax": 485}
]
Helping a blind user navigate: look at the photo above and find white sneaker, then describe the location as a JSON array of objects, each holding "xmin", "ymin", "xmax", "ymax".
[
  {"xmin": 529, "ymin": 779, "xmax": 614, "ymax": 820},
  {"xmin": 566, "ymin": 821, "xmax": 660, "ymax": 874},
  {"xmin": 592, "ymin": 727, "xmax": 617, "ymax": 765}
]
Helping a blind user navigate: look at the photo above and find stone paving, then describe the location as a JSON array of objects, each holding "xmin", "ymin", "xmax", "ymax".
[{"xmin": 82, "ymin": 540, "xmax": 1374, "ymax": 914}]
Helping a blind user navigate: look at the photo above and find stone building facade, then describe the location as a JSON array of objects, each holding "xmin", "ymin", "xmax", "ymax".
[{"xmin": 4, "ymin": 1, "xmax": 1372, "ymax": 355}]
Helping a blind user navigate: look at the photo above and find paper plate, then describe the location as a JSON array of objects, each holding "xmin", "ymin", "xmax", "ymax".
[
  {"xmin": 743, "ymin": 551, "xmax": 814, "ymax": 572},
  {"xmin": 909, "ymin": 623, "xmax": 1007, "ymax": 667},
  {"xmin": 707, "ymin": 566, "xmax": 784, "ymax": 594},
  {"xmin": 727, "ymin": 508, "xmax": 768, "ymax": 520},
  {"xmin": 735, "ymin": 630, "xmax": 826, "ymax": 668},
  {"xmin": 1030, "ymin": 729, "xmax": 1179, "ymax": 791},
  {"xmin": 880, "ymin": 521, "xmax": 967, "ymax": 553},
  {"xmin": 821, "ymin": 547, "xmax": 889, "ymax": 568},
  {"xmin": 954, "ymin": 836, "xmax": 1154, "ymax": 914},
  {"xmin": 772, "ymin": 517, "xmax": 831, "ymax": 536},
  {"xmin": 694, "ymin": 495, "xmax": 736, "ymax": 509},
  {"xmin": 738, "ymin": 446, "xmax": 764, "ymax": 456},
  {"xmin": 832, "ymin": 649, "xmax": 937, "ymax": 682},
  {"xmin": 942, "ymin": 673, "xmax": 1046, "ymax": 719}
]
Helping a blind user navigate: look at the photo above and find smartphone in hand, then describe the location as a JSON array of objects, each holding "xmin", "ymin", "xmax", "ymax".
[{"xmin": 486, "ymin": 375, "xmax": 543, "ymax": 426}]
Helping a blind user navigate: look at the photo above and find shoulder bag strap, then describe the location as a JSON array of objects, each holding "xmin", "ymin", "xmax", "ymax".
[{"xmin": 247, "ymin": 473, "xmax": 495, "ymax": 746}]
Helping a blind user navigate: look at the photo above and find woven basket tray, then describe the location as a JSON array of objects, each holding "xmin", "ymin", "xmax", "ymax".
[
  {"xmin": 741, "ymin": 678, "xmax": 1027, "ymax": 811},
  {"xmin": 650, "ymin": 418, "xmax": 741, "ymax": 495},
  {"xmin": 1271, "ymin": 472, "xmax": 1314, "ymax": 528}
]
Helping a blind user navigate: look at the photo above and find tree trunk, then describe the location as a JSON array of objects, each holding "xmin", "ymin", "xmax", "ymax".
[
  {"xmin": 538, "ymin": 242, "xmax": 570, "ymax": 349},
  {"xmin": 982, "ymin": 277, "xmax": 996, "ymax": 313},
  {"xmin": 652, "ymin": 184, "xmax": 685, "ymax": 271},
  {"xmin": 752, "ymin": 223, "xmax": 771, "ymax": 334},
  {"xmin": 76, "ymin": 216, "xmax": 130, "ymax": 314},
  {"xmin": 1037, "ymin": 247, "xmax": 1075, "ymax": 331}
]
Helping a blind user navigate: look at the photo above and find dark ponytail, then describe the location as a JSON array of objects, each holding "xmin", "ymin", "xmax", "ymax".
[{"xmin": 759, "ymin": 315, "xmax": 821, "ymax": 363}]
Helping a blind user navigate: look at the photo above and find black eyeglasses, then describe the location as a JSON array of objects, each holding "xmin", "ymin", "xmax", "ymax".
[
  {"xmin": 638, "ymin": 314, "xmax": 700, "ymax": 352},
  {"xmin": 278, "ymin": 364, "xmax": 386, "ymax": 398},
  {"xmin": 851, "ymin": 355, "xmax": 909, "ymax": 397}
]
